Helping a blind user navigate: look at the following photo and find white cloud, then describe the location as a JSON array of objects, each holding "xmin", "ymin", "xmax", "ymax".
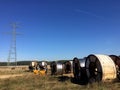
[{"xmin": 75, "ymin": 9, "xmax": 104, "ymax": 19}]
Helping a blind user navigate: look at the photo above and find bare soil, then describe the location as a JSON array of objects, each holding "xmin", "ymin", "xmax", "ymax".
[
  {"xmin": 0, "ymin": 66, "xmax": 28, "ymax": 79},
  {"xmin": 0, "ymin": 74, "xmax": 23, "ymax": 79}
]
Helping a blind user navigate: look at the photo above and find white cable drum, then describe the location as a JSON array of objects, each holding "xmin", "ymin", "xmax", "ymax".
[{"xmin": 86, "ymin": 54, "xmax": 117, "ymax": 82}]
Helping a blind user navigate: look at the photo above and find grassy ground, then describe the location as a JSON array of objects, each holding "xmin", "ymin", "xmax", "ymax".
[{"xmin": 0, "ymin": 68, "xmax": 120, "ymax": 90}]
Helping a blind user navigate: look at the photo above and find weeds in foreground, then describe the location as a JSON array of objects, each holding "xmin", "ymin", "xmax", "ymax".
[{"xmin": 0, "ymin": 73, "xmax": 120, "ymax": 90}]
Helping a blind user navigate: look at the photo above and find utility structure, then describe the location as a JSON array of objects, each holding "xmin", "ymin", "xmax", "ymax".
[{"xmin": 7, "ymin": 23, "xmax": 19, "ymax": 66}]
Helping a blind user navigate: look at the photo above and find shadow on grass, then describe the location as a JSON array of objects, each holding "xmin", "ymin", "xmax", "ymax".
[
  {"xmin": 71, "ymin": 77, "xmax": 88, "ymax": 85},
  {"xmin": 56, "ymin": 75, "xmax": 88, "ymax": 85},
  {"xmin": 57, "ymin": 76, "xmax": 70, "ymax": 82}
]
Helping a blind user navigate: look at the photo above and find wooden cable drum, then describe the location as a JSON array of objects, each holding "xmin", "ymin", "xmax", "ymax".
[
  {"xmin": 85, "ymin": 54, "xmax": 117, "ymax": 83},
  {"xmin": 110, "ymin": 55, "xmax": 120, "ymax": 80}
]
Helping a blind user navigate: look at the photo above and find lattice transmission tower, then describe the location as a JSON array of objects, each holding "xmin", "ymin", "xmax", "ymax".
[{"xmin": 7, "ymin": 23, "xmax": 19, "ymax": 66}]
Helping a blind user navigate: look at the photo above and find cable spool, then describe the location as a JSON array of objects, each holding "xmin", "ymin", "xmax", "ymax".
[
  {"xmin": 85, "ymin": 54, "xmax": 117, "ymax": 83},
  {"xmin": 110, "ymin": 55, "xmax": 120, "ymax": 80},
  {"xmin": 80, "ymin": 58, "xmax": 86, "ymax": 68},
  {"xmin": 64, "ymin": 61, "xmax": 72, "ymax": 74},
  {"xmin": 50, "ymin": 61, "xmax": 64, "ymax": 75},
  {"xmin": 31, "ymin": 61, "xmax": 38, "ymax": 67},
  {"xmin": 73, "ymin": 57, "xmax": 87, "ymax": 82},
  {"xmin": 50, "ymin": 61, "xmax": 57, "ymax": 75},
  {"xmin": 41, "ymin": 61, "xmax": 47, "ymax": 67},
  {"xmin": 70, "ymin": 60, "xmax": 73, "ymax": 72},
  {"xmin": 29, "ymin": 61, "xmax": 38, "ymax": 71},
  {"xmin": 39, "ymin": 61, "xmax": 47, "ymax": 73},
  {"xmin": 56, "ymin": 63, "xmax": 64, "ymax": 75},
  {"xmin": 73, "ymin": 57, "xmax": 81, "ymax": 79}
]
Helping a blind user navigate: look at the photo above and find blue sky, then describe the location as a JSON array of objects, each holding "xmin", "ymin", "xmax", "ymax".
[{"xmin": 0, "ymin": 0, "xmax": 120, "ymax": 62}]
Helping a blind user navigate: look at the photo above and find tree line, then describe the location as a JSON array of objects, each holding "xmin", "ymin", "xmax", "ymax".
[{"xmin": 0, "ymin": 60, "xmax": 71, "ymax": 66}]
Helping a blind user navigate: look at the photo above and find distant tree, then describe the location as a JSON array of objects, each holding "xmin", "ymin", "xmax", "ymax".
[
  {"xmin": 0, "ymin": 62, "xmax": 7, "ymax": 66},
  {"xmin": 17, "ymin": 61, "xmax": 31, "ymax": 65}
]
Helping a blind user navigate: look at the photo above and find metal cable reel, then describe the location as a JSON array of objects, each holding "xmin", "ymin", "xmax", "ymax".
[
  {"xmin": 38, "ymin": 61, "xmax": 48, "ymax": 73},
  {"xmin": 50, "ymin": 61, "xmax": 64, "ymax": 75},
  {"xmin": 73, "ymin": 57, "xmax": 81, "ymax": 80},
  {"xmin": 56, "ymin": 63, "xmax": 64, "ymax": 75},
  {"xmin": 50, "ymin": 61, "xmax": 57, "ymax": 75},
  {"xmin": 29, "ymin": 61, "xmax": 38, "ymax": 71}
]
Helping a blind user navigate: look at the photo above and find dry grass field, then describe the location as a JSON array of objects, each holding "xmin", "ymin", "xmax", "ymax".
[{"xmin": 0, "ymin": 66, "xmax": 120, "ymax": 90}]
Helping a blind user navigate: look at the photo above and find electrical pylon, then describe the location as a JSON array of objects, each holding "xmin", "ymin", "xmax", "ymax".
[{"xmin": 7, "ymin": 23, "xmax": 18, "ymax": 66}]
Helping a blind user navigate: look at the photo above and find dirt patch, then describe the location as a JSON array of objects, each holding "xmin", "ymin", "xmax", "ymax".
[
  {"xmin": 63, "ymin": 73, "xmax": 74, "ymax": 77},
  {"xmin": 0, "ymin": 74, "xmax": 23, "ymax": 79}
]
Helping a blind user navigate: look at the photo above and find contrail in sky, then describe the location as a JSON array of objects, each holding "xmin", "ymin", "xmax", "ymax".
[{"xmin": 75, "ymin": 9, "xmax": 104, "ymax": 19}]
